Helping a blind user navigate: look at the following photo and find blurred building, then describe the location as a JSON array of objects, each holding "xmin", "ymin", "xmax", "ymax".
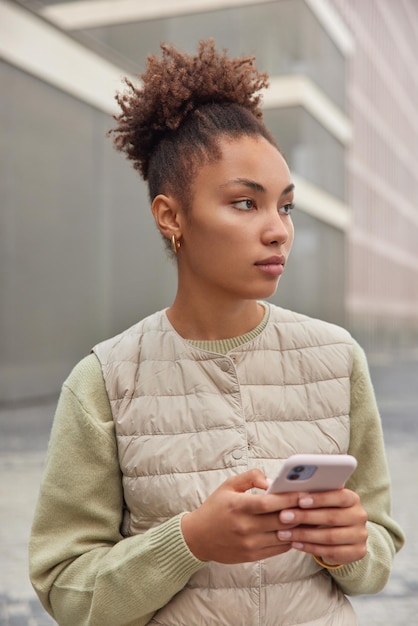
[
  {"xmin": 1, "ymin": 0, "xmax": 417, "ymax": 402},
  {"xmin": 331, "ymin": 0, "xmax": 418, "ymax": 352}
]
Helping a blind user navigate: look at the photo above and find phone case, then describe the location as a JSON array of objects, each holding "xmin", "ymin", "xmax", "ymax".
[{"xmin": 266, "ymin": 454, "xmax": 357, "ymax": 494}]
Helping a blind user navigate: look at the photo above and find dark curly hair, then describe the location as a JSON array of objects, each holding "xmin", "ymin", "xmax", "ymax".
[{"xmin": 110, "ymin": 39, "xmax": 276, "ymax": 207}]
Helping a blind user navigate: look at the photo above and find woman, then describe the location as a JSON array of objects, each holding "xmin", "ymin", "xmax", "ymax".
[{"xmin": 30, "ymin": 40, "xmax": 404, "ymax": 625}]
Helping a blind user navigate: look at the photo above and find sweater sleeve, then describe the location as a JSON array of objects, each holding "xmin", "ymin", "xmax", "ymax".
[
  {"xmin": 330, "ymin": 341, "xmax": 405, "ymax": 595},
  {"xmin": 29, "ymin": 354, "xmax": 206, "ymax": 626}
]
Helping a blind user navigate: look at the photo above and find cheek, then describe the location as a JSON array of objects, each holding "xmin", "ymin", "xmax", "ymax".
[
  {"xmin": 189, "ymin": 213, "xmax": 243, "ymax": 247},
  {"xmin": 184, "ymin": 218, "xmax": 225, "ymax": 261}
]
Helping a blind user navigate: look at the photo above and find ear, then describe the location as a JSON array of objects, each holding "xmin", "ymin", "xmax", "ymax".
[{"xmin": 151, "ymin": 194, "xmax": 183, "ymax": 242}]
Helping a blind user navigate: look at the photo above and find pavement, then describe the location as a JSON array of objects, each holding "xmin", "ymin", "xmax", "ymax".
[{"xmin": 0, "ymin": 351, "xmax": 417, "ymax": 625}]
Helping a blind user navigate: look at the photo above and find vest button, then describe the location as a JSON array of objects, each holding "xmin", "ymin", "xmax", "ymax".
[
  {"xmin": 232, "ymin": 449, "xmax": 243, "ymax": 460},
  {"xmin": 220, "ymin": 360, "xmax": 230, "ymax": 372}
]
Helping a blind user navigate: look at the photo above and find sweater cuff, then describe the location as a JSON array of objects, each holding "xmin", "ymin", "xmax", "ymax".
[{"xmin": 149, "ymin": 513, "xmax": 207, "ymax": 586}]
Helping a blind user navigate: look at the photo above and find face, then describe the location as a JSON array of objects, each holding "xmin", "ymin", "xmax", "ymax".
[{"xmin": 177, "ymin": 134, "xmax": 295, "ymax": 303}]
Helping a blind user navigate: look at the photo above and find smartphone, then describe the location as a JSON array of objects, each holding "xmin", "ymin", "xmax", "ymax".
[{"xmin": 266, "ymin": 454, "xmax": 357, "ymax": 494}]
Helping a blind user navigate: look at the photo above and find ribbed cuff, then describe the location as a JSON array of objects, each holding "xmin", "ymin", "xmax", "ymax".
[{"xmin": 149, "ymin": 513, "xmax": 207, "ymax": 585}]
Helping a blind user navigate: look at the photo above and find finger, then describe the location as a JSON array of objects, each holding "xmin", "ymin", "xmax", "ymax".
[
  {"xmin": 278, "ymin": 523, "xmax": 368, "ymax": 547},
  {"xmin": 242, "ymin": 510, "xmax": 300, "ymax": 535},
  {"xmin": 238, "ymin": 540, "xmax": 293, "ymax": 563},
  {"xmin": 226, "ymin": 468, "xmax": 269, "ymax": 492},
  {"xmin": 258, "ymin": 541, "xmax": 293, "ymax": 560},
  {"xmin": 279, "ymin": 489, "xmax": 367, "ymax": 527},
  {"xmin": 242, "ymin": 491, "xmax": 302, "ymax": 516},
  {"xmin": 289, "ymin": 540, "xmax": 368, "ymax": 565},
  {"xmin": 280, "ymin": 505, "xmax": 366, "ymax": 528},
  {"xmin": 297, "ymin": 488, "xmax": 359, "ymax": 509}
]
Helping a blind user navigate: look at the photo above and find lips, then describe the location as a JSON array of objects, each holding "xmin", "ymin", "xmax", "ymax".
[
  {"xmin": 255, "ymin": 255, "xmax": 286, "ymax": 267},
  {"xmin": 254, "ymin": 255, "xmax": 286, "ymax": 277}
]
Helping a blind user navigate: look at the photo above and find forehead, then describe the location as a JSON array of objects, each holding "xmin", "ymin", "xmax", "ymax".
[{"xmin": 194, "ymin": 134, "xmax": 291, "ymax": 192}]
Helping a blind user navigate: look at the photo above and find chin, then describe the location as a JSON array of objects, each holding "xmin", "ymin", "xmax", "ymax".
[
  {"xmin": 258, "ymin": 280, "xmax": 281, "ymax": 299},
  {"xmin": 243, "ymin": 285, "xmax": 280, "ymax": 301}
]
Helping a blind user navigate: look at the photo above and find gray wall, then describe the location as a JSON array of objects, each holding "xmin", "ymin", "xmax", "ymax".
[
  {"xmin": 1, "ymin": 60, "xmax": 176, "ymax": 403},
  {"xmin": 0, "ymin": 56, "xmax": 345, "ymax": 403},
  {"xmin": 0, "ymin": 0, "xmax": 348, "ymax": 403}
]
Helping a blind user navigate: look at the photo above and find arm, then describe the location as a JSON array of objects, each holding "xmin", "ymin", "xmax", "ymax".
[
  {"xmin": 276, "ymin": 341, "xmax": 404, "ymax": 594},
  {"xmin": 29, "ymin": 354, "xmax": 205, "ymax": 626},
  {"xmin": 331, "ymin": 341, "xmax": 405, "ymax": 594}
]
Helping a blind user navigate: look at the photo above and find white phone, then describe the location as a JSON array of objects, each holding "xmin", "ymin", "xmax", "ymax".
[{"xmin": 266, "ymin": 454, "xmax": 357, "ymax": 494}]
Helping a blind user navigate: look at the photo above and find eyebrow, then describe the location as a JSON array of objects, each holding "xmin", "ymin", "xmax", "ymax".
[{"xmin": 221, "ymin": 178, "xmax": 295, "ymax": 197}]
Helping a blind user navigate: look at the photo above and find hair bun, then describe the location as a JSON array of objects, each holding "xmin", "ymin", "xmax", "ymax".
[{"xmin": 110, "ymin": 39, "xmax": 269, "ymax": 181}]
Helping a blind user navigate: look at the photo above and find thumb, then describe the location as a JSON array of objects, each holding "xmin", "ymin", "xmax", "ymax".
[{"xmin": 227, "ymin": 469, "xmax": 268, "ymax": 493}]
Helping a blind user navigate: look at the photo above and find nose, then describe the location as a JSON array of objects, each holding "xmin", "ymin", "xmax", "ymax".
[{"xmin": 261, "ymin": 209, "xmax": 291, "ymax": 246}]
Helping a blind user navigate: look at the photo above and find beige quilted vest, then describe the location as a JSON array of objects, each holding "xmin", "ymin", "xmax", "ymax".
[{"xmin": 94, "ymin": 304, "xmax": 358, "ymax": 625}]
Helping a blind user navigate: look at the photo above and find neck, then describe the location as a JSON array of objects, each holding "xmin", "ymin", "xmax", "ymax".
[{"xmin": 167, "ymin": 294, "xmax": 264, "ymax": 341}]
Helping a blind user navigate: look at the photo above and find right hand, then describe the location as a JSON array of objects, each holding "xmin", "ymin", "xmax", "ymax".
[{"xmin": 181, "ymin": 469, "xmax": 301, "ymax": 563}]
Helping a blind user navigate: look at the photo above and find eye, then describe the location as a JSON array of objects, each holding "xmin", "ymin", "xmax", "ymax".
[
  {"xmin": 280, "ymin": 203, "xmax": 295, "ymax": 216},
  {"xmin": 233, "ymin": 198, "xmax": 256, "ymax": 211}
]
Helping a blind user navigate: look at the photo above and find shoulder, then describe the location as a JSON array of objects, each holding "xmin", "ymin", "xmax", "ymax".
[
  {"xmin": 92, "ymin": 309, "xmax": 168, "ymax": 365},
  {"xmin": 265, "ymin": 303, "xmax": 354, "ymax": 348},
  {"xmin": 65, "ymin": 353, "xmax": 105, "ymax": 395},
  {"xmin": 63, "ymin": 353, "xmax": 112, "ymax": 427},
  {"xmin": 350, "ymin": 339, "xmax": 376, "ymax": 397}
]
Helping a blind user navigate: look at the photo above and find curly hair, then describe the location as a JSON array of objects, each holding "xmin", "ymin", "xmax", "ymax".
[{"xmin": 110, "ymin": 39, "xmax": 276, "ymax": 206}]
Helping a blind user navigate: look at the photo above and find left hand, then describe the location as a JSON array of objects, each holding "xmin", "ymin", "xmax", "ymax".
[{"xmin": 277, "ymin": 488, "xmax": 368, "ymax": 566}]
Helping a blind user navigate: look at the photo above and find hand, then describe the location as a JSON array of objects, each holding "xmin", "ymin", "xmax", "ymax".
[
  {"xmin": 277, "ymin": 489, "xmax": 368, "ymax": 566},
  {"xmin": 181, "ymin": 469, "xmax": 301, "ymax": 563}
]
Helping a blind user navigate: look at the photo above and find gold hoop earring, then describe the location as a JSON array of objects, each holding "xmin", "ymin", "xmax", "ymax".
[{"xmin": 171, "ymin": 234, "xmax": 181, "ymax": 254}]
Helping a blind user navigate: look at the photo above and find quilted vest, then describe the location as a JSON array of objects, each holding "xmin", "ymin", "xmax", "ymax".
[{"xmin": 93, "ymin": 304, "xmax": 358, "ymax": 625}]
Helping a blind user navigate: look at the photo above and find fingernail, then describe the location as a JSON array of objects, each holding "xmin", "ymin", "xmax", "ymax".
[
  {"xmin": 281, "ymin": 511, "xmax": 295, "ymax": 522},
  {"xmin": 278, "ymin": 531, "xmax": 292, "ymax": 540},
  {"xmin": 299, "ymin": 496, "xmax": 314, "ymax": 507},
  {"xmin": 292, "ymin": 542, "xmax": 304, "ymax": 550}
]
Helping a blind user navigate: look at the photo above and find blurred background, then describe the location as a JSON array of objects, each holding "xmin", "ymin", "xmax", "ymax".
[
  {"xmin": 1, "ymin": 0, "xmax": 418, "ymax": 403},
  {"xmin": 0, "ymin": 0, "xmax": 417, "ymax": 624}
]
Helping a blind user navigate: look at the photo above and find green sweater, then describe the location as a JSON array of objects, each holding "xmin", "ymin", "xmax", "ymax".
[{"xmin": 29, "ymin": 335, "xmax": 404, "ymax": 626}]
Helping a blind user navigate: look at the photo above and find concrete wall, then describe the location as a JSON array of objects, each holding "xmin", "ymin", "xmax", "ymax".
[{"xmin": 0, "ymin": 0, "xmax": 353, "ymax": 402}]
